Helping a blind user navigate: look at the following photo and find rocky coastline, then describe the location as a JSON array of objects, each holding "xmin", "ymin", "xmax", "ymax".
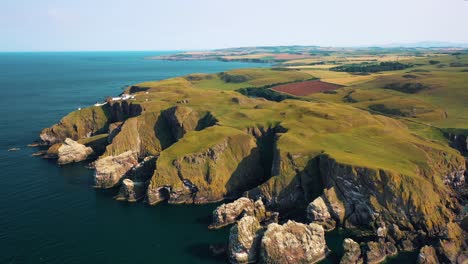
[{"xmin": 34, "ymin": 73, "xmax": 468, "ymax": 263}]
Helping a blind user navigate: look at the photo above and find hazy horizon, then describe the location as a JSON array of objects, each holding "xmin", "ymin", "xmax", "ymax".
[{"xmin": 1, "ymin": 0, "xmax": 467, "ymax": 52}]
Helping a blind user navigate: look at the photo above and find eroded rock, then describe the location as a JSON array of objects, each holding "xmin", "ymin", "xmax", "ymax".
[
  {"xmin": 94, "ymin": 151, "xmax": 138, "ymax": 188},
  {"xmin": 228, "ymin": 215, "xmax": 263, "ymax": 264},
  {"xmin": 210, "ymin": 198, "xmax": 271, "ymax": 229},
  {"xmin": 340, "ymin": 238, "xmax": 363, "ymax": 264},
  {"xmin": 307, "ymin": 196, "xmax": 336, "ymax": 231},
  {"xmin": 260, "ymin": 221, "xmax": 328, "ymax": 264},
  {"xmin": 57, "ymin": 138, "xmax": 94, "ymax": 165},
  {"xmin": 115, "ymin": 179, "xmax": 146, "ymax": 202}
]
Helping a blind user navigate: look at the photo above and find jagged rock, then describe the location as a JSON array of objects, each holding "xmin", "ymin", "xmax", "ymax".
[
  {"xmin": 57, "ymin": 138, "xmax": 93, "ymax": 165},
  {"xmin": 228, "ymin": 216, "xmax": 263, "ymax": 264},
  {"xmin": 260, "ymin": 221, "xmax": 328, "ymax": 264},
  {"xmin": 365, "ymin": 241, "xmax": 397, "ymax": 264},
  {"xmin": 210, "ymin": 198, "xmax": 271, "ymax": 229},
  {"xmin": 94, "ymin": 151, "xmax": 138, "ymax": 188},
  {"xmin": 340, "ymin": 238, "xmax": 363, "ymax": 264},
  {"xmin": 417, "ymin": 246, "xmax": 439, "ymax": 264},
  {"xmin": 115, "ymin": 179, "xmax": 146, "ymax": 202},
  {"xmin": 307, "ymin": 196, "xmax": 336, "ymax": 231},
  {"xmin": 210, "ymin": 198, "xmax": 256, "ymax": 229}
]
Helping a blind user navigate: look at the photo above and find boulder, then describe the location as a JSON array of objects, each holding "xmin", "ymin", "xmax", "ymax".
[
  {"xmin": 417, "ymin": 246, "xmax": 439, "ymax": 264},
  {"xmin": 115, "ymin": 179, "xmax": 146, "ymax": 202},
  {"xmin": 260, "ymin": 221, "xmax": 328, "ymax": 264},
  {"xmin": 307, "ymin": 196, "xmax": 336, "ymax": 231},
  {"xmin": 210, "ymin": 198, "xmax": 271, "ymax": 229},
  {"xmin": 340, "ymin": 238, "xmax": 363, "ymax": 264},
  {"xmin": 57, "ymin": 138, "xmax": 93, "ymax": 165},
  {"xmin": 228, "ymin": 216, "xmax": 263, "ymax": 264},
  {"xmin": 94, "ymin": 151, "xmax": 138, "ymax": 188}
]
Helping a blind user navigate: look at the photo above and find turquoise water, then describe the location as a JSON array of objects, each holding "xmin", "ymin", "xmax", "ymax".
[{"xmin": 0, "ymin": 52, "xmax": 267, "ymax": 264}]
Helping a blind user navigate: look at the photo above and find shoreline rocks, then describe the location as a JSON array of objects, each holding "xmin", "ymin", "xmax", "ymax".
[
  {"xmin": 260, "ymin": 221, "xmax": 328, "ymax": 264},
  {"xmin": 340, "ymin": 238, "xmax": 363, "ymax": 264},
  {"xmin": 57, "ymin": 138, "xmax": 93, "ymax": 165},
  {"xmin": 228, "ymin": 216, "xmax": 263, "ymax": 263},
  {"xmin": 210, "ymin": 197, "xmax": 273, "ymax": 229},
  {"xmin": 94, "ymin": 151, "xmax": 138, "ymax": 188},
  {"xmin": 115, "ymin": 179, "xmax": 146, "ymax": 202}
]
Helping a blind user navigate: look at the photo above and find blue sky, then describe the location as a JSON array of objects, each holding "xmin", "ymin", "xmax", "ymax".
[{"xmin": 1, "ymin": 0, "xmax": 467, "ymax": 51}]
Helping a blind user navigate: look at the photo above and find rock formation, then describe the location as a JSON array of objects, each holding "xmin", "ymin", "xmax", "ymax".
[
  {"xmin": 210, "ymin": 197, "xmax": 272, "ymax": 229},
  {"xmin": 228, "ymin": 216, "xmax": 263, "ymax": 264},
  {"xmin": 307, "ymin": 196, "xmax": 336, "ymax": 231},
  {"xmin": 340, "ymin": 238, "xmax": 363, "ymax": 264},
  {"xmin": 260, "ymin": 221, "xmax": 328, "ymax": 264},
  {"xmin": 94, "ymin": 151, "xmax": 138, "ymax": 188},
  {"xmin": 417, "ymin": 246, "xmax": 439, "ymax": 264},
  {"xmin": 57, "ymin": 138, "xmax": 93, "ymax": 165},
  {"xmin": 115, "ymin": 179, "xmax": 146, "ymax": 202}
]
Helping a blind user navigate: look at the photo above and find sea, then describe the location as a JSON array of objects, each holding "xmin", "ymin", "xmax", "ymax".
[{"xmin": 0, "ymin": 52, "xmax": 416, "ymax": 264}]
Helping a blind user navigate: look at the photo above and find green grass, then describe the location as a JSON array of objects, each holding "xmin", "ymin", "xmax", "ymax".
[{"xmin": 187, "ymin": 68, "xmax": 312, "ymax": 91}]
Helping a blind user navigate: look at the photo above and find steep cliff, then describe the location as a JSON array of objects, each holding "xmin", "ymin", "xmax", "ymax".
[{"xmin": 147, "ymin": 126, "xmax": 264, "ymax": 205}]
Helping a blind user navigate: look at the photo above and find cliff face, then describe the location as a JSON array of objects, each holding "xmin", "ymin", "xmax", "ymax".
[
  {"xmin": 40, "ymin": 106, "xmax": 110, "ymax": 145},
  {"xmin": 147, "ymin": 126, "xmax": 264, "ymax": 205}
]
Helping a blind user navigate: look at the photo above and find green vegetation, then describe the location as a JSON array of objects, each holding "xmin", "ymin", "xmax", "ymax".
[
  {"xmin": 42, "ymin": 48, "xmax": 468, "ymax": 244},
  {"xmin": 330, "ymin": 61, "xmax": 412, "ymax": 73}
]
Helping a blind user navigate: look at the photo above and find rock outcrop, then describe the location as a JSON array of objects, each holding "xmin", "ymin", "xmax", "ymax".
[
  {"xmin": 228, "ymin": 216, "xmax": 263, "ymax": 264},
  {"xmin": 260, "ymin": 221, "xmax": 328, "ymax": 264},
  {"xmin": 210, "ymin": 198, "xmax": 272, "ymax": 229},
  {"xmin": 340, "ymin": 238, "xmax": 363, "ymax": 264},
  {"xmin": 115, "ymin": 179, "xmax": 146, "ymax": 202},
  {"xmin": 94, "ymin": 151, "xmax": 138, "ymax": 188},
  {"xmin": 417, "ymin": 246, "xmax": 439, "ymax": 264},
  {"xmin": 307, "ymin": 196, "xmax": 336, "ymax": 231},
  {"xmin": 57, "ymin": 138, "xmax": 94, "ymax": 165}
]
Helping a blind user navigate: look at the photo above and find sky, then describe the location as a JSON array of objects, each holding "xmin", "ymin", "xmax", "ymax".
[{"xmin": 0, "ymin": 0, "xmax": 467, "ymax": 51}]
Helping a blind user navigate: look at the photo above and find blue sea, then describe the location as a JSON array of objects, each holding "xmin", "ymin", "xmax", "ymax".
[{"xmin": 0, "ymin": 52, "xmax": 416, "ymax": 263}]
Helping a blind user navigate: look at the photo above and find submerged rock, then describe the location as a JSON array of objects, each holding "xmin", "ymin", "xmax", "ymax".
[
  {"xmin": 115, "ymin": 179, "xmax": 146, "ymax": 202},
  {"xmin": 417, "ymin": 246, "xmax": 439, "ymax": 264},
  {"xmin": 340, "ymin": 238, "xmax": 363, "ymax": 264},
  {"xmin": 57, "ymin": 138, "xmax": 93, "ymax": 165},
  {"xmin": 307, "ymin": 196, "xmax": 336, "ymax": 231},
  {"xmin": 260, "ymin": 221, "xmax": 328, "ymax": 264},
  {"xmin": 228, "ymin": 215, "xmax": 263, "ymax": 264},
  {"xmin": 94, "ymin": 151, "xmax": 138, "ymax": 188}
]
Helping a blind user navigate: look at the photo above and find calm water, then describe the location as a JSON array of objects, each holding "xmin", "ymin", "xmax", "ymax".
[
  {"xmin": 0, "ymin": 52, "xmax": 267, "ymax": 264},
  {"xmin": 0, "ymin": 52, "xmax": 417, "ymax": 264}
]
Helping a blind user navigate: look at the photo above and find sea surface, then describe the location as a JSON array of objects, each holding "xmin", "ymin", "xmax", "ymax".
[{"xmin": 0, "ymin": 52, "xmax": 416, "ymax": 264}]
